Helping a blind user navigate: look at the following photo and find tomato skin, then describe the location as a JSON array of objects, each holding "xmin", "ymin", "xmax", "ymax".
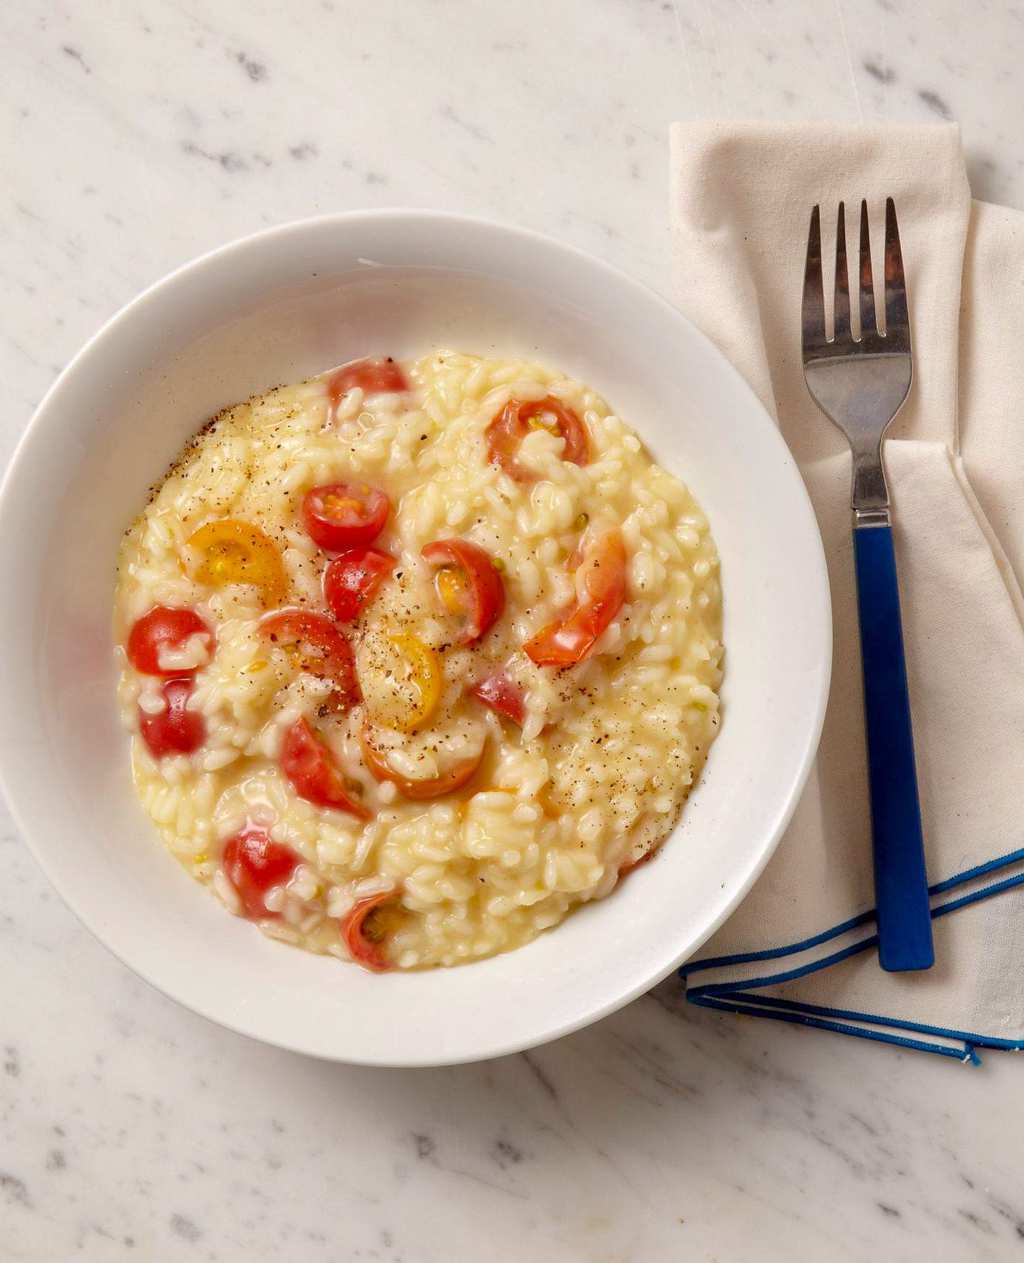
[
  {"xmin": 260, "ymin": 610, "xmax": 360, "ymax": 708},
  {"xmin": 281, "ymin": 717, "xmax": 371, "ymax": 820},
  {"xmin": 360, "ymin": 726, "xmax": 485, "ymax": 800},
  {"xmin": 324, "ymin": 548, "xmax": 395, "ymax": 623},
  {"xmin": 302, "ymin": 483, "xmax": 391, "ymax": 553},
  {"xmin": 327, "ymin": 358, "xmax": 408, "ymax": 409},
  {"xmin": 138, "ymin": 678, "xmax": 205, "ymax": 758},
  {"xmin": 619, "ymin": 847, "xmax": 658, "ymax": 880},
  {"xmin": 485, "ymin": 396, "xmax": 590, "ymax": 480},
  {"xmin": 422, "ymin": 538, "xmax": 505, "ymax": 644},
  {"xmin": 341, "ymin": 891, "xmax": 396, "ymax": 972},
  {"xmin": 471, "ymin": 672, "xmax": 526, "ymax": 727},
  {"xmin": 221, "ymin": 826, "xmax": 299, "ymax": 920},
  {"xmin": 524, "ymin": 529, "xmax": 627, "ymax": 666},
  {"xmin": 127, "ymin": 606, "xmax": 213, "ymax": 676}
]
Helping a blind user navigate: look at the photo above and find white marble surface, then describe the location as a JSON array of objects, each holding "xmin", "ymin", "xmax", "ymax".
[{"xmin": 3, "ymin": 2, "xmax": 1024, "ymax": 1259}]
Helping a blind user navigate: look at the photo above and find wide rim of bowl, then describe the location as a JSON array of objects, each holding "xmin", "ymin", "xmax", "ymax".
[{"xmin": 0, "ymin": 208, "xmax": 832, "ymax": 1065}]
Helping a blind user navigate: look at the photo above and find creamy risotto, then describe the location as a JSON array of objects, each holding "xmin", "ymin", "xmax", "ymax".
[{"xmin": 114, "ymin": 352, "xmax": 722, "ymax": 970}]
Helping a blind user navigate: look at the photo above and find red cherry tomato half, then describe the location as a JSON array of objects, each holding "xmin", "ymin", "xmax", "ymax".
[
  {"xmin": 221, "ymin": 826, "xmax": 299, "ymax": 920},
  {"xmin": 260, "ymin": 610, "xmax": 360, "ymax": 708},
  {"xmin": 341, "ymin": 891, "xmax": 398, "ymax": 972},
  {"xmin": 327, "ymin": 357, "xmax": 408, "ymax": 410},
  {"xmin": 281, "ymin": 717, "xmax": 370, "ymax": 820},
  {"xmin": 524, "ymin": 529, "xmax": 627, "ymax": 667},
  {"xmin": 471, "ymin": 672, "xmax": 526, "ymax": 727},
  {"xmin": 324, "ymin": 547, "xmax": 396, "ymax": 623},
  {"xmin": 485, "ymin": 396, "xmax": 590, "ymax": 480},
  {"xmin": 302, "ymin": 482, "xmax": 391, "ymax": 553},
  {"xmin": 127, "ymin": 606, "xmax": 213, "ymax": 677},
  {"xmin": 422, "ymin": 538, "xmax": 505, "ymax": 645},
  {"xmin": 360, "ymin": 725, "xmax": 486, "ymax": 801},
  {"xmin": 138, "ymin": 678, "xmax": 205, "ymax": 758}
]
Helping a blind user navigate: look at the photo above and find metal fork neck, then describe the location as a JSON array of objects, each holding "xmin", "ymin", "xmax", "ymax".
[{"xmin": 852, "ymin": 441, "xmax": 890, "ymax": 527}]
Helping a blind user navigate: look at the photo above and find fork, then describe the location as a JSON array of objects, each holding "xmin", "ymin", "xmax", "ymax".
[{"xmin": 802, "ymin": 198, "xmax": 934, "ymax": 973}]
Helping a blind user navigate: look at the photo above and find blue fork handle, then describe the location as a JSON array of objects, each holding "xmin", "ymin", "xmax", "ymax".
[{"xmin": 853, "ymin": 524, "xmax": 934, "ymax": 972}]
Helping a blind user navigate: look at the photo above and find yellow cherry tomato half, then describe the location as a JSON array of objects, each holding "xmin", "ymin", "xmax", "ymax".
[
  {"xmin": 388, "ymin": 632, "xmax": 443, "ymax": 732},
  {"xmin": 187, "ymin": 519, "xmax": 288, "ymax": 606},
  {"xmin": 359, "ymin": 630, "xmax": 444, "ymax": 733}
]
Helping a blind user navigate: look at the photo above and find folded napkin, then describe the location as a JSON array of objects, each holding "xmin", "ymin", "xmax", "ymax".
[{"xmin": 671, "ymin": 122, "xmax": 1024, "ymax": 1062}]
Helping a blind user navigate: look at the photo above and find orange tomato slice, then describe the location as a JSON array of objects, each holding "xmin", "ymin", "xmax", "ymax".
[
  {"xmin": 360, "ymin": 724, "xmax": 485, "ymax": 800},
  {"xmin": 524, "ymin": 528, "xmax": 627, "ymax": 666}
]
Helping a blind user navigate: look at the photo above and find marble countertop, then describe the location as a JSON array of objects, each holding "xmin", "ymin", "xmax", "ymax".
[{"xmin": 4, "ymin": 2, "xmax": 1023, "ymax": 1259}]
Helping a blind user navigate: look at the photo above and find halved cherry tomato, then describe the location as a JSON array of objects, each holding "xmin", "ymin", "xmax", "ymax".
[
  {"xmin": 341, "ymin": 891, "xmax": 399, "ymax": 972},
  {"xmin": 260, "ymin": 610, "xmax": 360, "ymax": 708},
  {"xmin": 485, "ymin": 396, "xmax": 590, "ymax": 480},
  {"xmin": 361, "ymin": 633, "xmax": 443, "ymax": 733},
  {"xmin": 127, "ymin": 606, "xmax": 213, "ymax": 677},
  {"xmin": 138, "ymin": 678, "xmax": 205, "ymax": 758},
  {"xmin": 324, "ymin": 547, "xmax": 396, "ymax": 623},
  {"xmin": 360, "ymin": 725, "xmax": 486, "ymax": 800},
  {"xmin": 422, "ymin": 539, "xmax": 505, "ymax": 645},
  {"xmin": 281, "ymin": 717, "xmax": 370, "ymax": 820},
  {"xmin": 327, "ymin": 358, "xmax": 408, "ymax": 410},
  {"xmin": 524, "ymin": 528, "xmax": 627, "ymax": 666},
  {"xmin": 302, "ymin": 482, "xmax": 391, "ymax": 553},
  {"xmin": 187, "ymin": 519, "xmax": 288, "ymax": 606},
  {"xmin": 471, "ymin": 672, "xmax": 526, "ymax": 727},
  {"xmin": 387, "ymin": 632, "xmax": 443, "ymax": 731},
  {"xmin": 221, "ymin": 825, "xmax": 299, "ymax": 920}
]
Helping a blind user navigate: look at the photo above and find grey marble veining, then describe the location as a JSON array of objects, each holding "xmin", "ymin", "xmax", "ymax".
[{"xmin": 3, "ymin": 2, "xmax": 1024, "ymax": 1259}]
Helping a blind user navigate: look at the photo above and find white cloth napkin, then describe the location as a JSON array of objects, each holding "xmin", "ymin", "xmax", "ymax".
[{"xmin": 671, "ymin": 122, "xmax": 1024, "ymax": 1062}]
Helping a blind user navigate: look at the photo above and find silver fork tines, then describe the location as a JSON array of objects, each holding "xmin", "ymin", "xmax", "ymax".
[{"xmin": 802, "ymin": 198, "xmax": 912, "ymax": 524}]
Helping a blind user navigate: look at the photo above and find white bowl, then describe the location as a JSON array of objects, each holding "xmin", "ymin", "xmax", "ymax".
[{"xmin": 0, "ymin": 211, "xmax": 830, "ymax": 1066}]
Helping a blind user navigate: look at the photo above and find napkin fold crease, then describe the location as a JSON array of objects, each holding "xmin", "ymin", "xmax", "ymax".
[{"xmin": 671, "ymin": 122, "xmax": 1024, "ymax": 1062}]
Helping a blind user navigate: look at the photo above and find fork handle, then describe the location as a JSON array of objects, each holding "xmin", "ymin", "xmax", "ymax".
[{"xmin": 853, "ymin": 523, "xmax": 934, "ymax": 972}]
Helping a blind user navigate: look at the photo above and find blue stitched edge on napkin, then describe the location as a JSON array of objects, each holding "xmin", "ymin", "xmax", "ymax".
[{"xmin": 681, "ymin": 848, "xmax": 1024, "ymax": 1064}]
